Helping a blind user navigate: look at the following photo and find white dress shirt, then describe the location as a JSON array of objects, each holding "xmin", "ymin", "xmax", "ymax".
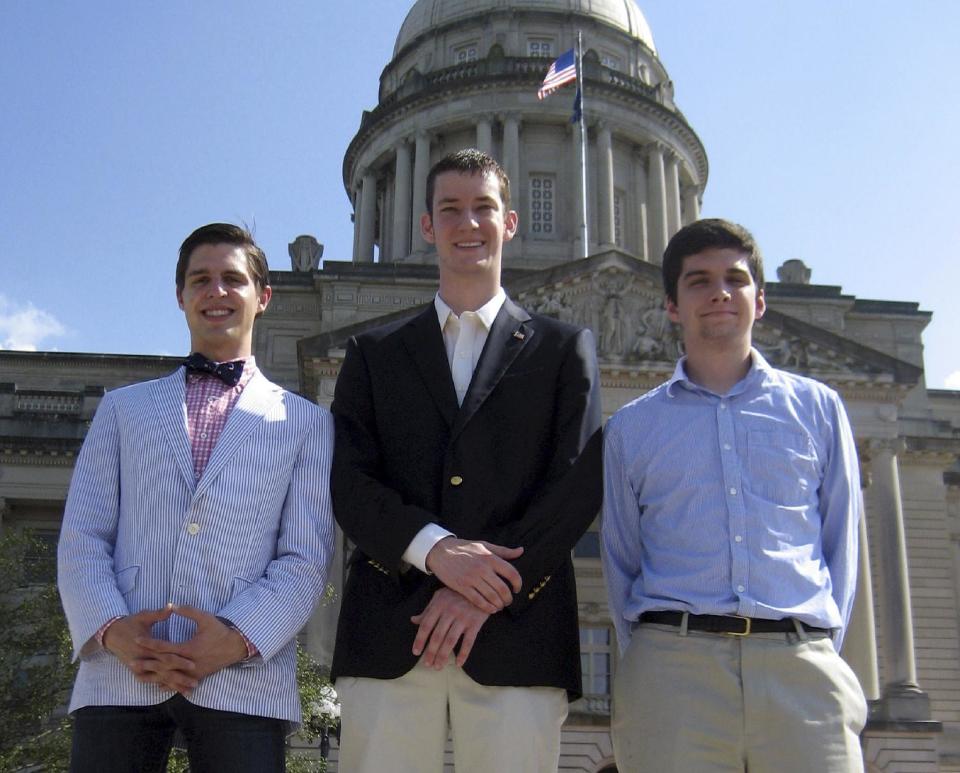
[{"xmin": 401, "ymin": 289, "xmax": 507, "ymax": 572}]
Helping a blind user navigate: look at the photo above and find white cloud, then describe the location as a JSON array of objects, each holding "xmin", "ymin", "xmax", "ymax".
[
  {"xmin": 0, "ymin": 295, "xmax": 67, "ymax": 351},
  {"xmin": 945, "ymin": 371, "xmax": 960, "ymax": 390}
]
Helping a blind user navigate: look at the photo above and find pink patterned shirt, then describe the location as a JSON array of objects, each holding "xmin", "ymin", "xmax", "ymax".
[{"xmin": 185, "ymin": 357, "xmax": 257, "ymax": 480}]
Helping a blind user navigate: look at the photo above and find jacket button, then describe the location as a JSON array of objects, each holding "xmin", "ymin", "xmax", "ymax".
[{"xmin": 450, "ymin": 475, "xmax": 463, "ymax": 486}]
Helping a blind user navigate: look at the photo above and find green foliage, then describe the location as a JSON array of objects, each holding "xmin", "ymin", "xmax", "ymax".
[
  {"xmin": 0, "ymin": 534, "xmax": 340, "ymax": 772},
  {"xmin": 0, "ymin": 531, "xmax": 77, "ymax": 772},
  {"xmin": 287, "ymin": 641, "xmax": 340, "ymax": 773}
]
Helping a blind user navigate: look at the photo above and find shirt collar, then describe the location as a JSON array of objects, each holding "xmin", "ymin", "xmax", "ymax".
[
  {"xmin": 665, "ymin": 347, "xmax": 770, "ymax": 398},
  {"xmin": 434, "ymin": 288, "xmax": 506, "ymax": 332}
]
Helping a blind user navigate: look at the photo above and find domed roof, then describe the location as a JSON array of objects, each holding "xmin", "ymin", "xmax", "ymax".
[{"xmin": 395, "ymin": 0, "xmax": 656, "ymax": 56}]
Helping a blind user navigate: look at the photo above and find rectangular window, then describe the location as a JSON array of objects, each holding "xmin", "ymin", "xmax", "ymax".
[
  {"xmin": 528, "ymin": 38, "xmax": 553, "ymax": 58},
  {"xmin": 529, "ymin": 175, "xmax": 555, "ymax": 237},
  {"xmin": 600, "ymin": 53, "xmax": 622, "ymax": 71},
  {"xmin": 579, "ymin": 626, "xmax": 613, "ymax": 701},
  {"xmin": 454, "ymin": 43, "xmax": 478, "ymax": 64}
]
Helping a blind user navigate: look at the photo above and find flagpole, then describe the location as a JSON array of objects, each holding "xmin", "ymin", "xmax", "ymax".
[{"xmin": 576, "ymin": 30, "xmax": 589, "ymax": 259}]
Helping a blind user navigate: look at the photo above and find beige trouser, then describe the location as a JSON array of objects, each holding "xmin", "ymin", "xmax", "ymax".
[
  {"xmin": 612, "ymin": 621, "xmax": 867, "ymax": 773},
  {"xmin": 336, "ymin": 662, "xmax": 568, "ymax": 773}
]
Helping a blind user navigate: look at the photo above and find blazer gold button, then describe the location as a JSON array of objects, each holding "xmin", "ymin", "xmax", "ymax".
[{"xmin": 450, "ymin": 475, "xmax": 463, "ymax": 486}]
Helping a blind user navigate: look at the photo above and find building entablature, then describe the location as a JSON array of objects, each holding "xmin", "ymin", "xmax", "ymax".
[{"xmin": 296, "ymin": 251, "xmax": 923, "ymax": 406}]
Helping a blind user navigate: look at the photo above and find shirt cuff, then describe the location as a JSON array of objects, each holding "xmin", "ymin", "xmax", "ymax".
[
  {"xmin": 89, "ymin": 615, "xmax": 126, "ymax": 656},
  {"xmin": 215, "ymin": 616, "xmax": 260, "ymax": 661},
  {"xmin": 402, "ymin": 523, "xmax": 455, "ymax": 573}
]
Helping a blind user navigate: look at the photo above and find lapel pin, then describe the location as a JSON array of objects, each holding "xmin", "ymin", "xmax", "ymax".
[{"xmin": 513, "ymin": 331, "xmax": 526, "ymax": 341}]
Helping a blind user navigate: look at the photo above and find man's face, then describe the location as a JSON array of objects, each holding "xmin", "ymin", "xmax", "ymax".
[
  {"xmin": 420, "ymin": 170, "xmax": 518, "ymax": 282},
  {"xmin": 176, "ymin": 242, "xmax": 271, "ymax": 360},
  {"xmin": 665, "ymin": 247, "xmax": 765, "ymax": 349}
]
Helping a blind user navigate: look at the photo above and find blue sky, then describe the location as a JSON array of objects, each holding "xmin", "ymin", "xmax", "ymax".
[{"xmin": 2, "ymin": 1, "xmax": 958, "ymax": 387}]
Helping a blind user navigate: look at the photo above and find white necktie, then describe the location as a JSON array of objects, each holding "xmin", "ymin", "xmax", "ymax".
[{"xmin": 451, "ymin": 312, "xmax": 480, "ymax": 406}]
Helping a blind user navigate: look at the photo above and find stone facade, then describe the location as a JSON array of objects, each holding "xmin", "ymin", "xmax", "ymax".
[{"xmin": 3, "ymin": 1, "xmax": 960, "ymax": 771}]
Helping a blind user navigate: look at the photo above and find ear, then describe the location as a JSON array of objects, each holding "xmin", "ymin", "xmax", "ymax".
[
  {"xmin": 420, "ymin": 212, "xmax": 436, "ymax": 244},
  {"xmin": 258, "ymin": 284, "xmax": 273, "ymax": 314},
  {"xmin": 665, "ymin": 296, "xmax": 680, "ymax": 324},
  {"xmin": 176, "ymin": 286, "xmax": 185, "ymax": 310},
  {"xmin": 754, "ymin": 288, "xmax": 766, "ymax": 320},
  {"xmin": 503, "ymin": 209, "xmax": 519, "ymax": 242}
]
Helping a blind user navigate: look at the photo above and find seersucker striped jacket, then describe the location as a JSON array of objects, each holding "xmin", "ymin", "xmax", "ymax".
[{"xmin": 57, "ymin": 367, "xmax": 335, "ymax": 723}]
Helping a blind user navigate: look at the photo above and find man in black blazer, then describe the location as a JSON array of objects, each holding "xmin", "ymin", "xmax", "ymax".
[{"xmin": 330, "ymin": 149, "xmax": 602, "ymax": 772}]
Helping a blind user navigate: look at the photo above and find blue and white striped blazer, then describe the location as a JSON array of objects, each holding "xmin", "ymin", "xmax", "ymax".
[{"xmin": 58, "ymin": 367, "xmax": 335, "ymax": 723}]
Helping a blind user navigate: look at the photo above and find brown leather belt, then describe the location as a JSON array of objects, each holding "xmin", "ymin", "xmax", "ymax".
[{"xmin": 639, "ymin": 611, "xmax": 830, "ymax": 637}]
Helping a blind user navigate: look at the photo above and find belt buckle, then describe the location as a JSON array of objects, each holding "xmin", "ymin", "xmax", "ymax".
[{"xmin": 726, "ymin": 615, "xmax": 752, "ymax": 636}]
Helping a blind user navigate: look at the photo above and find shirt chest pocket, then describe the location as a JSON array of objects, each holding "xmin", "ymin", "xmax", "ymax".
[{"xmin": 746, "ymin": 429, "xmax": 820, "ymax": 505}]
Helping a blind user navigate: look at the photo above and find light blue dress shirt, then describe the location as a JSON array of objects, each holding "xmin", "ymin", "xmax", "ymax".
[{"xmin": 602, "ymin": 350, "xmax": 861, "ymax": 655}]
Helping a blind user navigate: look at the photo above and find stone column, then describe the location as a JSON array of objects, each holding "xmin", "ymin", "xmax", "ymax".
[
  {"xmin": 502, "ymin": 114, "xmax": 520, "ymax": 191},
  {"xmin": 681, "ymin": 183, "xmax": 700, "ymax": 225},
  {"xmin": 664, "ymin": 151, "xmax": 682, "ymax": 237},
  {"xmin": 842, "ymin": 478, "xmax": 880, "ymax": 701},
  {"xmin": 597, "ymin": 123, "xmax": 615, "ymax": 248},
  {"xmin": 351, "ymin": 188, "xmax": 361, "ymax": 260},
  {"xmin": 392, "ymin": 141, "xmax": 412, "ymax": 262},
  {"xmin": 411, "ymin": 132, "xmax": 431, "ymax": 251},
  {"xmin": 502, "ymin": 114, "xmax": 521, "ymax": 257},
  {"xmin": 632, "ymin": 147, "xmax": 649, "ymax": 261},
  {"xmin": 646, "ymin": 143, "xmax": 668, "ymax": 263},
  {"xmin": 867, "ymin": 438, "xmax": 931, "ymax": 720},
  {"xmin": 357, "ymin": 170, "xmax": 377, "ymax": 263},
  {"xmin": 476, "ymin": 116, "xmax": 493, "ymax": 155},
  {"xmin": 0, "ymin": 497, "xmax": 7, "ymax": 528}
]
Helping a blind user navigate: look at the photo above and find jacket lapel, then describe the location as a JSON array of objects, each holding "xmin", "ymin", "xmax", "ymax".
[
  {"xmin": 195, "ymin": 371, "xmax": 284, "ymax": 497},
  {"xmin": 153, "ymin": 369, "xmax": 196, "ymax": 490},
  {"xmin": 401, "ymin": 305, "xmax": 459, "ymax": 429},
  {"xmin": 452, "ymin": 297, "xmax": 532, "ymax": 440}
]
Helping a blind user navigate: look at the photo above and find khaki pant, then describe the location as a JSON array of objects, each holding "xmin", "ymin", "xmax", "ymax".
[
  {"xmin": 336, "ymin": 662, "xmax": 568, "ymax": 773},
  {"xmin": 612, "ymin": 622, "xmax": 867, "ymax": 773}
]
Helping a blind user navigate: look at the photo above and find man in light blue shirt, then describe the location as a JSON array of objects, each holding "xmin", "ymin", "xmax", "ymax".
[{"xmin": 602, "ymin": 218, "xmax": 867, "ymax": 772}]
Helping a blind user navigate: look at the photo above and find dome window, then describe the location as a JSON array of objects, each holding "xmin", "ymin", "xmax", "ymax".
[
  {"xmin": 527, "ymin": 37, "xmax": 555, "ymax": 58},
  {"xmin": 453, "ymin": 42, "xmax": 478, "ymax": 64},
  {"xmin": 530, "ymin": 174, "xmax": 556, "ymax": 237}
]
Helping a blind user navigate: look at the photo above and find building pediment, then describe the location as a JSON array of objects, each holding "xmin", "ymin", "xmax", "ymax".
[
  {"xmin": 510, "ymin": 251, "xmax": 922, "ymax": 388},
  {"xmin": 297, "ymin": 251, "xmax": 922, "ymax": 399}
]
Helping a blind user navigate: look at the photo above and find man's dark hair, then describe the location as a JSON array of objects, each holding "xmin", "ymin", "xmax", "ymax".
[
  {"xmin": 661, "ymin": 218, "xmax": 764, "ymax": 304},
  {"xmin": 176, "ymin": 223, "xmax": 270, "ymax": 292},
  {"xmin": 425, "ymin": 148, "xmax": 511, "ymax": 213}
]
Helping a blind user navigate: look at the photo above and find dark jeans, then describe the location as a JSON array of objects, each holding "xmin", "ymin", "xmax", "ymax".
[{"xmin": 70, "ymin": 694, "xmax": 286, "ymax": 773}]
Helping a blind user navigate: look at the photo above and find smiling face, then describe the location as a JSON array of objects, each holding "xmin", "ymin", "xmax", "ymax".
[
  {"xmin": 176, "ymin": 242, "xmax": 272, "ymax": 361},
  {"xmin": 420, "ymin": 170, "xmax": 518, "ymax": 285},
  {"xmin": 666, "ymin": 246, "xmax": 765, "ymax": 352}
]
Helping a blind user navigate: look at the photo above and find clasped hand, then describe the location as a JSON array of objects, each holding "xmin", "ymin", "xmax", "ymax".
[{"xmin": 103, "ymin": 605, "xmax": 249, "ymax": 694}]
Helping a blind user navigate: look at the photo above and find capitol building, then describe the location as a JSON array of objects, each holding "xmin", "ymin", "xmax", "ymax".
[{"xmin": 2, "ymin": 1, "xmax": 959, "ymax": 770}]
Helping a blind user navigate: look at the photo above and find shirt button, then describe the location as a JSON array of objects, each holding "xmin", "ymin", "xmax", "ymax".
[
  {"xmin": 719, "ymin": 403, "xmax": 727, "ymax": 411},
  {"xmin": 729, "ymin": 487, "xmax": 737, "ymax": 495},
  {"xmin": 734, "ymin": 535, "xmax": 743, "ymax": 543},
  {"xmin": 723, "ymin": 443, "xmax": 732, "ymax": 451},
  {"xmin": 450, "ymin": 475, "xmax": 463, "ymax": 487},
  {"xmin": 737, "ymin": 584, "xmax": 745, "ymax": 593},
  {"xmin": 187, "ymin": 523, "xmax": 200, "ymax": 535}
]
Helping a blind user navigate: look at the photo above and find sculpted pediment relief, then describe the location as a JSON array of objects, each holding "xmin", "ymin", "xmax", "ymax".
[
  {"xmin": 510, "ymin": 256, "xmax": 919, "ymax": 385},
  {"xmin": 517, "ymin": 266, "xmax": 681, "ymax": 363}
]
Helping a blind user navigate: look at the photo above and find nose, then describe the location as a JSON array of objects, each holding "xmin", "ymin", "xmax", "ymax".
[
  {"xmin": 712, "ymin": 284, "xmax": 732, "ymax": 302},
  {"xmin": 206, "ymin": 280, "xmax": 229, "ymax": 297}
]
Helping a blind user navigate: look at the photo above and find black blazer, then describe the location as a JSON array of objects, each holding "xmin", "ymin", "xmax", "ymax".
[{"xmin": 330, "ymin": 296, "xmax": 602, "ymax": 698}]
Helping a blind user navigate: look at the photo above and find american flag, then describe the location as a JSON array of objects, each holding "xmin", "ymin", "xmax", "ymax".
[{"xmin": 537, "ymin": 48, "xmax": 576, "ymax": 100}]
